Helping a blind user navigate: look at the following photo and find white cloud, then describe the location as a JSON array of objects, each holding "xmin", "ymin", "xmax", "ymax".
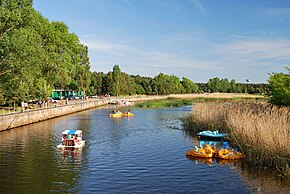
[
  {"xmin": 211, "ymin": 38, "xmax": 290, "ymax": 67},
  {"xmin": 260, "ymin": 8, "xmax": 290, "ymax": 20},
  {"xmin": 81, "ymin": 38, "xmax": 133, "ymax": 57},
  {"xmin": 123, "ymin": 0, "xmax": 131, "ymax": 5},
  {"xmin": 191, "ymin": 0, "xmax": 206, "ymax": 14}
]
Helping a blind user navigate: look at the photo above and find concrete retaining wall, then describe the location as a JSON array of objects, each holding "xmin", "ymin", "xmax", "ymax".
[{"xmin": 0, "ymin": 95, "xmax": 168, "ymax": 132}]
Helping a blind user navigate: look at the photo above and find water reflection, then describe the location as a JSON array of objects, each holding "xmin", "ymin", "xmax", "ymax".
[
  {"xmin": 0, "ymin": 106, "xmax": 289, "ymax": 193},
  {"xmin": 59, "ymin": 148, "xmax": 83, "ymax": 162},
  {"xmin": 186, "ymin": 155, "xmax": 215, "ymax": 166}
]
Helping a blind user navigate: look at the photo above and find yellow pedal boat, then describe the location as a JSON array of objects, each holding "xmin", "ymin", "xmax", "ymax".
[
  {"xmin": 122, "ymin": 112, "xmax": 134, "ymax": 117},
  {"xmin": 215, "ymin": 149, "xmax": 245, "ymax": 160},
  {"xmin": 110, "ymin": 111, "xmax": 123, "ymax": 118},
  {"xmin": 186, "ymin": 145, "xmax": 214, "ymax": 158}
]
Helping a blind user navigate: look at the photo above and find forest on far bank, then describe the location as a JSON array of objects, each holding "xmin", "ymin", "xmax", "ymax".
[{"xmin": 1, "ymin": 1, "xmax": 289, "ymax": 107}]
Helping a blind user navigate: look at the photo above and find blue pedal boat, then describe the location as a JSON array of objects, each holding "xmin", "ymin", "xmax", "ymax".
[{"xmin": 197, "ymin": 130, "xmax": 227, "ymax": 141}]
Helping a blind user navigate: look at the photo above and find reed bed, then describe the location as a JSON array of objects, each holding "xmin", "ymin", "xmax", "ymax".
[
  {"xmin": 136, "ymin": 99, "xmax": 192, "ymax": 108},
  {"xmin": 183, "ymin": 102, "xmax": 290, "ymax": 175}
]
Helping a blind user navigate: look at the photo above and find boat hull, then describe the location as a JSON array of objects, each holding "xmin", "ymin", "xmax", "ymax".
[
  {"xmin": 110, "ymin": 113, "xmax": 122, "ymax": 118},
  {"xmin": 57, "ymin": 140, "xmax": 85, "ymax": 149},
  {"xmin": 186, "ymin": 150, "xmax": 213, "ymax": 158},
  {"xmin": 215, "ymin": 149, "xmax": 245, "ymax": 160},
  {"xmin": 122, "ymin": 113, "xmax": 134, "ymax": 117},
  {"xmin": 197, "ymin": 134, "xmax": 226, "ymax": 141},
  {"xmin": 197, "ymin": 131, "xmax": 227, "ymax": 141}
]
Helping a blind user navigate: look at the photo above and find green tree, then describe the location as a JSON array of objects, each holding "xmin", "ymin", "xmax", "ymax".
[
  {"xmin": 90, "ymin": 72, "xmax": 105, "ymax": 95},
  {"xmin": 74, "ymin": 46, "xmax": 91, "ymax": 96},
  {"xmin": 0, "ymin": 24, "xmax": 44, "ymax": 104},
  {"xmin": 268, "ymin": 67, "xmax": 290, "ymax": 106},
  {"xmin": 0, "ymin": 0, "xmax": 33, "ymax": 41},
  {"xmin": 112, "ymin": 65, "xmax": 121, "ymax": 96},
  {"xmin": 119, "ymin": 72, "xmax": 136, "ymax": 95},
  {"xmin": 229, "ymin": 79, "xmax": 237, "ymax": 93},
  {"xmin": 220, "ymin": 78, "xmax": 230, "ymax": 93},
  {"xmin": 181, "ymin": 77, "xmax": 199, "ymax": 93},
  {"xmin": 208, "ymin": 77, "xmax": 221, "ymax": 93}
]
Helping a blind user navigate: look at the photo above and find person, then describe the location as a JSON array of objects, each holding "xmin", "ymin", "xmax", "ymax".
[
  {"xmin": 38, "ymin": 100, "xmax": 42, "ymax": 108},
  {"xmin": 65, "ymin": 98, "xmax": 69, "ymax": 105},
  {"xmin": 21, "ymin": 101, "xmax": 25, "ymax": 112}
]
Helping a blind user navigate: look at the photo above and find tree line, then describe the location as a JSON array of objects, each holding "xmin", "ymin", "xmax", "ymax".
[
  {"xmin": 1, "ymin": 1, "xmax": 289, "ymax": 107},
  {"xmin": 90, "ymin": 65, "xmax": 268, "ymax": 97}
]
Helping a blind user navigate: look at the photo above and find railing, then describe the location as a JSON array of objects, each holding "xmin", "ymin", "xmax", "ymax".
[
  {"xmin": 0, "ymin": 98, "xmax": 107, "ymax": 116},
  {"xmin": 0, "ymin": 95, "xmax": 170, "ymax": 116}
]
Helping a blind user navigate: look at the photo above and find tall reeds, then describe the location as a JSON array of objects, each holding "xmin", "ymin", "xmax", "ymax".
[{"xmin": 183, "ymin": 102, "xmax": 290, "ymax": 175}]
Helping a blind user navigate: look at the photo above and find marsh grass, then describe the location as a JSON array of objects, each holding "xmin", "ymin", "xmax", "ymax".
[
  {"xmin": 136, "ymin": 99, "xmax": 192, "ymax": 108},
  {"xmin": 183, "ymin": 102, "xmax": 290, "ymax": 175}
]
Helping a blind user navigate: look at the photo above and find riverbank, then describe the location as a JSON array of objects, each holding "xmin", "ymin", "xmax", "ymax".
[
  {"xmin": 0, "ymin": 95, "xmax": 170, "ymax": 131},
  {"xmin": 182, "ymin": 101, "xmax": 290, "ymax": 176},
  {"xmin": 0, "ymin": 93, "xmax": 264, "ymax": 132}
]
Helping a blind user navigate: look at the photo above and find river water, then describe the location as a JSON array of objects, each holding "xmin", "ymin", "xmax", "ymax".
[{"xmin": 0, "ymin": 106, "xmax": 289, "ymax": 193}]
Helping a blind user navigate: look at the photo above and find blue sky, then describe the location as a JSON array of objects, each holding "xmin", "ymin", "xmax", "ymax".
[{"xmin": 33, "ymin": 0, "xmax": 290, "ymax": 83}]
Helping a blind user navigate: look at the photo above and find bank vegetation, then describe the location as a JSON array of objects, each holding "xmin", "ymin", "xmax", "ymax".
[{"xmin": 183, "ymin": 102, "xmax": 290, "ymax": 176}]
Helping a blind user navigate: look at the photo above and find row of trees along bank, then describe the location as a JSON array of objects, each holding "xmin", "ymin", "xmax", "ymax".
[{"xmin": 1, "ymin": 1, "xmax": 289, "ymax": 107}]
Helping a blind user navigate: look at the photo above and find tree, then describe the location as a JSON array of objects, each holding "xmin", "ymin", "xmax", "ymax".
[
  {"xmin": 0, "ymin": 0, "xmax": 33, "ymax": 41},
  {"xmin": 112, "ymin": 65, "xmax": 121, "ymax": 96},
  {"xmin": 119, "ymin": 72, "xmax": 136, "ymax": 95},
  {"xmin": 74, "ymin": 46, "xmax": 91, "ymax": 96},
  {"xmin": 268, "ymin": 67, "xmax": 290, "ymax": 106},
  {"xmin": 90, "ymin": 72, "xmax": 105, "ymax": 95},
  {"xmin": 0, "ymin": 0, "xmax": 38, "ymax": 104},
  {"xmin": 181, "ymin": 77, "xmax": 199, "ymax": 93},
  {"xmin": 208, "ymin": 77, "xmax": 221, "ymax": 93},
  {"xmin": 220, "ymin": 79, "xmax": 230, "ymax": 93}
]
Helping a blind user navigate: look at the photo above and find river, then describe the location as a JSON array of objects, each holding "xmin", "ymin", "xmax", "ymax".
[{"xmin": 0, "ymin": 106, "xmax": 289, "ymax": 193}]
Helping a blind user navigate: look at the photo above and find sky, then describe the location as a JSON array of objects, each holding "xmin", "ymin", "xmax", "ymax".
[{"xmin": 33, "ymin": 0, "xmax": 290, "ymax": 83}]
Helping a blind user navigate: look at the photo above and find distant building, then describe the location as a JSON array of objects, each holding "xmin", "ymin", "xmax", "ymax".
[{"xmin": 51, "ymin": 89, "xmax": 84, "ymax": 99}]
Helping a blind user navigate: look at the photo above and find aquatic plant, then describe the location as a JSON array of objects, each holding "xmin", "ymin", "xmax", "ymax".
[
  {"xmin": 136, "ymin": 99, "xmax": 192, "ymax": 108},
  {"xmin": 183, "ymin": 102, "xmax": 290, "ymax": 176}
]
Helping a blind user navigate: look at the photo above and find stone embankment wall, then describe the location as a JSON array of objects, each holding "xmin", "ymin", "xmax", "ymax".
[{"xmin": 0, "ymin": 95, "xmax": 167, "ymax": 132}]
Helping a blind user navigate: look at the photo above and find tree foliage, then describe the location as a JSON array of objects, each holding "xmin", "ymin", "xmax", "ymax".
[
  {"xmin": 197, "ymin": 78, "xmax": 268, "ymax": 95},
  {"xmin": 268, "ymin": 67, "xmax": 290, "ymax": 106},
  {"xmin": 0, "ymin": 1, "xmax": 90, "ymax": 105}
]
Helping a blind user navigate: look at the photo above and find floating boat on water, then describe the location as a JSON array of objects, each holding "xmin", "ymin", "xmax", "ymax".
[
  {"xmin": 197, "ymin": 130, "xmax": 227, "ymax": 141},
  {"xmin": 186, "ymin": 141, "xmax": 245, "ymax": 160},
  {"xmin": 110, "ymin": 110, "xmax": 123, "ymax": 118},
  {"xmin": 215, "ymin": 148, "xmax": 245, "ymax": 160},
  {"xmin": 214, "ymin": 142, "xmax": 245, "ymax": 160},
  {"xmin": 122, "ymin": 112, "xmax": 134, "ymax": 117},
  {"xmin": 57, "ymin": 130, "xmax": 85, "ymax": 149},
  {"xmin": 186, "ymin": 145, "xmax": 215, "ymax": 158}
]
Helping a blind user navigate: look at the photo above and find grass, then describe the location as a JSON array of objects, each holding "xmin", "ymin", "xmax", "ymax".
[
  {"xmin": 136, "ymin": 99, "xmax": 192, "ymax": 108},
  {"xmin": 182, "ymin": 102, "xmax": 290, "ymax": 176}
]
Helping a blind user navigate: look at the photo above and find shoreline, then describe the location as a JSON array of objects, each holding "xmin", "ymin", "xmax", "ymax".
[
  {"xmin": 0, "ymin": 93, "xmax": 264, "ymax": 132},
  {"xmin": 0, "ymin": 95, "xmax": 168, "ymax": 131}
]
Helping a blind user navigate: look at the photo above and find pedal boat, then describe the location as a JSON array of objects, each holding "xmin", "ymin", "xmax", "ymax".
[
  {"xmin": 57, "ymin": 130, "xmax": 85, "ymax": 149},
  {"xmin": 215, "ymin": 148, "xmax": 245, "ymax": 160},
  {"xmin": 197, "ymin": 130, "xmax": 227, "ymax": 141},
  {"xmin": 110, "ymin": 111, "xmax": 123, "ymax": 118},
  {"xmin": 122, "ymin": 112, "xmax": 134, "ymax": 117},
  {"xmin": 186, "ymin": 145, "xmax": 215, "ymax": 158}
]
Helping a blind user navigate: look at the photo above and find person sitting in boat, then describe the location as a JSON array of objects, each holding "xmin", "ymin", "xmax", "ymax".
[{"xmin": 62, "ymin": 134, "xmax": 68, "ymax": 144}]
